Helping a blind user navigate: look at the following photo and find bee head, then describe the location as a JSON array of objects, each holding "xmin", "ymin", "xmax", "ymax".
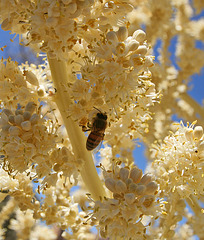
[{"xmin": 97, "ymin": 112, "xmax": 107, "ymax": 120}]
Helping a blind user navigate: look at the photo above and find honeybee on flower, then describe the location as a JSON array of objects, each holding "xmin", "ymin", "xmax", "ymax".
[{"xmin": 82, "ymin": 107, "xmax": 108, "ymax": 151}]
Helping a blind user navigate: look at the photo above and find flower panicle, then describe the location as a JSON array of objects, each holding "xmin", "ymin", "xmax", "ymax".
[{"xmin": 90, "ymin": 163, "xmax": 160, "ymax": 239}]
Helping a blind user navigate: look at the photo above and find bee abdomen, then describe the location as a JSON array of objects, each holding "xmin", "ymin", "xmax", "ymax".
[{"xmin": 86, "ymin": 131, "xmax": 103, "ymax": 151}]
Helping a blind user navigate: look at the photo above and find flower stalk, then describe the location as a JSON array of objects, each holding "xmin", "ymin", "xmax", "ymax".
[
  {"xmin": 186, "ymin": 194, "xmax": 202, "ymax": 215},
  {"xmin": 180, "ymin": 92, "xmax": 204, "ymax": 121},
  {"xmin": 48, "ymin": 57, "xmax": 106, "ymax": 200}
]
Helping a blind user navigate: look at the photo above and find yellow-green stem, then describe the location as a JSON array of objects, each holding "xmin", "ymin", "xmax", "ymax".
[{"xmin": 48, "ymin": 57, "xmax": 106, "ymax": 200}]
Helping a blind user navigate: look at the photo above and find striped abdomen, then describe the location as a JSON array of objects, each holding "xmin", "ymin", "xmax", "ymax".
[{"xmin": 86, "ymin": 131, "xmax": 104, "ymax": 151}]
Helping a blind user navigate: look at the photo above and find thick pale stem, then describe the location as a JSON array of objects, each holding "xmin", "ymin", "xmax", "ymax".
[{"xmin": 48, "ymin": 57, "xmax": 106, "ymax": 200}]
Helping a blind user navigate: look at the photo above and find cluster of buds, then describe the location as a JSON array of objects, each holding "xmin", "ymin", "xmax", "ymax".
[
  {"xmin": 104, "ymin": 165, "xmax": 158, "ymax": 207},
  {"xmin": 91, "ymin": 164, "xmax": 159, "ymax": 239},
  {"xmin": 48, "ymin": 146, "xmax": 84, "ymax": 186},
  {"xmin": 93, "ymin": 28, "xmax": 154, "ymax": 69},
  {"xmin": 0, "ymin": 102, "xmax": 56, "ymax": 174}
]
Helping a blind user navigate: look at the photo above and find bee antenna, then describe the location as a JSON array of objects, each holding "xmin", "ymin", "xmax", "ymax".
[{"xmin": 93, "ymin": 106, "xmax": 102, "ymax": 113}]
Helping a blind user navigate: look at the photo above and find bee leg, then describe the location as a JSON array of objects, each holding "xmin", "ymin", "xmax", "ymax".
[
  {"xmin": 81, "ymin": 125, "xmax": 91, "ymax": 132},
  {"xmin": 0, "ymin": 189, "xmax": 9, "ymax": 193},
  {"xmin": 87, "ymin": 122, "xmax": 92, "ymax": 128}
]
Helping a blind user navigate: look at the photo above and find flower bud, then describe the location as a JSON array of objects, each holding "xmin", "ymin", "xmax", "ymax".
[
  {"xmin": 193, "ymin": 126, "xmax": 203, "ymax": 140},
  {"xmin": 23, "ymin": 111, "xmax": 31, "ymax": 121},
  {"xmin": 9, "ymin": 126, "xmax": 20, "ymax": 136},
  {"xmin": 37, "ymin": 88, "xmax": 45, "ymax": 97},
  {"xmin": 2, "ymin": 125, "xmax": 10, "ymax": 133},
  {"xmin": 8, "ymin": 115, "xmax": 15, "ymax": 124},
  {"xmin": 140, "ymin": 195, "xmax": 154, "ymax": 208},
  {"xmin": 116, "ymin": 27, "xmax": 128, "ymax": 42},
  {"xmin": 0, "ymin": 113, "xmax": 9, "ymax": 127},
  {"xmin": 135, "ymin": 185, "xmax": 146, "ymax": 195},
  {"xmin": 125, "ymin": 178, "xmax": 133, "ymax": 187},
  {"xmin": 135, "ymin": 45, "xmax": 148, "ymax": 55},
  {"xmin": 61, "ymin": 146, "xmax": 69, "ymax": 156},
  {"xmin": 21, "ymin": 121, "xmax": 32, "ymax": 131},
  {"xmin": 62, "ymin": 156, "xmax": 68, "ymax": 162},
  {"xmin": 53, "ymin": 163, "xmax": 61, "ymax": 172},
  {"xmin": 128, "ymin": 182, "xmax": 138, "ymax": 193},
  {"xmin": 14, "ymin": 114, "xmax": 24, "ymax": 126},
  {"xmin": 106, "ymin": 31, "xmax": 118, "ymax": 43},
  {"xmin": 115, "ymin": 180, "xmax": 127, "ymax": 193},
  {"xmin": 15, "ymin": 109, "xmax": 23, "ymax": 115},
  {"xmin": 119, "ymin": 168, "xmax": 129, "ymax": 182},
  {"xmin": 165, "ymin": 230, "xmax": 175, "ymax": 239},
  {"xmin": 185, "ymin": 128, "xmax": 194, "ymax": 141},
  {"xmin": 66, "ymin": 2, "xmax": 78, "ymax": 14},
  {"xmin": 105, "ymin": 178, "xmax": 116, "ymax": 192},
  {"xmin": 124, "ymin": 193, "xmax": 135, "ymax": 205},
  {"xmin": 198, "ymin": 141, "xmax": 204, "ymax": 151},
  {"xmin": 140, "ymin": 174, "xmax": 152, "ymax": 185},
  {"xmin": 145, "ymin": 181, "xmax": 158, "ymax": 194},
  {"xmin": 24, "ymin": 70, "xmax": 39, "ymax": 86},
  {"xmin": 127, "ymin": 40, "xmax": 139, "ymax": 51},
  {"xmin": 30, "ymin": 114, "xmax": 39, "ymax": 125},
  {"xmin": 133, "ymin": 30, "xmax": 146, "ymax": 43},
  {"xmin": 129, "ymin": 168, "xmax": 142, "ymax": 183},
  {"xmin": 1, "ymin": 18, "xmax": 12, "ymax": 31},
  {"xmin": 25, "ymin": 102, "xmax": 36, "ymax": 114},
  {"xmin": 3, "ymin": 109, "xmax": 13, "ymax": 117},
  {"xmin": 15, "ymin": 74, "xmax": 27, "ymax": 87}
]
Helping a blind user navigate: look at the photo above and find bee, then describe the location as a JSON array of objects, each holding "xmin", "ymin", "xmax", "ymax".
[{"xmin": 83, "ymin": 107, "xmax": 108, "ymax": 151}]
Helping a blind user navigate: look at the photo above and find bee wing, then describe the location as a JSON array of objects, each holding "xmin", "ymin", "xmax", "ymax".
[
  {"xmin": 93, "ymin": 137, "xmax": 104, "ymax": 154},
  {"xmin": 86, "ymin": 131, "xmax": 105, "ymax": 151}
]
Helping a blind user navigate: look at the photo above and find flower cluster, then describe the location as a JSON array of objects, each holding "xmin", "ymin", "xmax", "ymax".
[
  {"xmin": 147, "ymin": 122, "xmax": 204, "ymax": 238},
  {"xmin": 0, "ymin": 58, "xmax": 39, "ymax": 109},
  {"xmin": 34, "ymin": 178, "xmax": 95, "ymax": 240},
  {"xmin": 10, "ymin": 209, "xmax": 57, "ymax": 240},
  {"xmin": 90, "ymin": 164, "xmax": 159, "ymax": 239},
  {"xmin": 28, "ymin": 0, "xmax": 95, "ymax": 59},
  {"xmin": 0, "ymin": 0, "xmax": 32, "ymax": 34},
  {"xmin": 69, "ymin": 28, "xmax": 158, "ymax": 157},
  {"xmin": 0, "ymin": 0, "xmax": 134, "ymax": 60},
  {"xmin": 151, "ymin": 122, "xmax": 204, "ymax": 198},
  {"xmin": 0, "ymin": 102, "xmax": 57, "ymax": 174},
  {"xmin": 0, "ymin": 58, "xmax": 58, "ymax": 112},
  {"xmin": 0, "ymin": 166, "xmax": 39, "ymax": 212},
  {"xmin": 0, "ymin": 0, "xmax": 94, "ymax": 59},
  {"xmin": 70, "ymin": 28, "xmax": 157, "ymax": 123},
  {"xmin": 48, "ymin": 146, "xmax": 83, "ymax": 186},
  {"xmin": 0, "ymin": 0, "xmax": 204, "ymax": 239},
  {"xmin": 0, "ymin": 100, "xmax": 82, "ymax": 188},
  {"xmin": 19, "ymin": 60, "xmax": 54, "ymax": 99}
]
